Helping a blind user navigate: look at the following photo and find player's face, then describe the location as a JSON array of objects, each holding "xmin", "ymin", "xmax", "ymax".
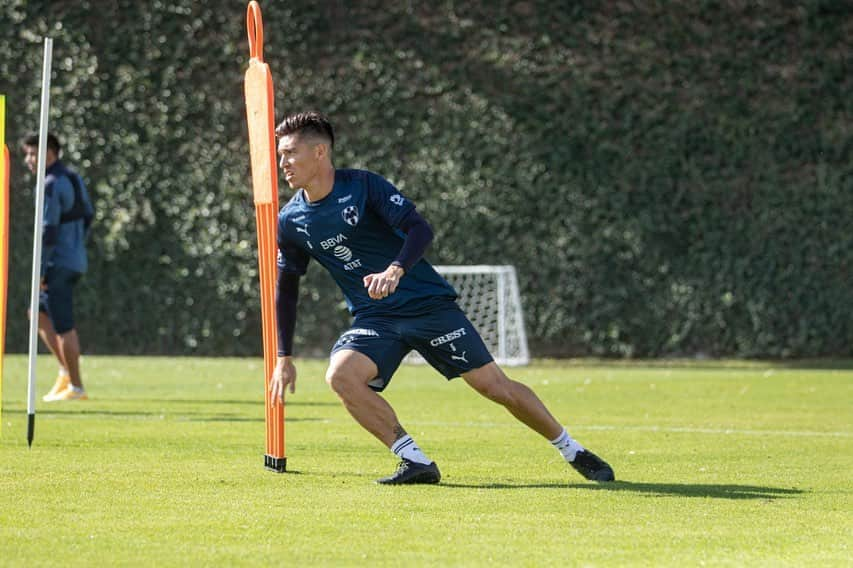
[
  {"xmin": 23, "ymin": 145, "xmax": 39, "ymax": 174},
  {"xmin": 278, "ymin": 134, "xmax": 319, "ymax": 190},
  {"xmin": 22, "ymin": 145, "xmax": 56, "ymax": 174}
]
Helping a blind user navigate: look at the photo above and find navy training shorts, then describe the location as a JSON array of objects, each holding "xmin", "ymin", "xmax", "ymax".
[
  {"xmin": 331, "ymin": 300, "xmax": 494, "ymax": 392},
  {"xmin": 39, "ymin": 266, "xmax": 82, "ymax": 334}
]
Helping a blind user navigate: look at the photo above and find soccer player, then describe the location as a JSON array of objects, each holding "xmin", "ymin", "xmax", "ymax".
[
  {"xmin": 22, "ymin": 132, "xmax": 94, "ymax": 401},
  {"xmin": 269, "ymin": 111, "xmax": 614, "ymax": 485}
]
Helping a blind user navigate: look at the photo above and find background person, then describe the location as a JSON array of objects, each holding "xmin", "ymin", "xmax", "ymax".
[
  {"xmin": 22, "ymin": 132, "xmax": 94, "ymax": 401},
  {"xmin": 269, "ymin": 111, "xmax": 615, "ymax": 485}
]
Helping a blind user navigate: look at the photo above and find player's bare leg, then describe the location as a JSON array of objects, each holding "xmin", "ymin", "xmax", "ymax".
[
  {"xmin": 35, "ymin": 311, "xmax": 71, "ymax": 400},
  {"xmin": 49, "ymin": 327, "xmax": 86, "ymax": 400},
  {"xmin": 58, "ymin": 329, "xmax": 83, "ymax": 389},
  {"xmin": 462, "ymin": 362, "xmax": 563, "ymax": 439},
  {"xmin": 37, "ymin": 311, "xmax": 67, "ymax": 370},
  {"xmin": 463, "ymin": 362, "xmax": 615, "ymax": 482},
  {"xmin": 325, "ymin": 349, "xmax": 440, "ymax": 484},
  {"xmin": 325, "ymin": 349, "xmax": 400, "ymax": 445}
]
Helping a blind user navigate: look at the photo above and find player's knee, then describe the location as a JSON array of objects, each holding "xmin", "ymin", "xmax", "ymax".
[
  {"xmin": 324, "ymin": 367, "xmax": 339, "ymax": 390},
  {"xmin": 325, "ymin": 367, "xmax": 355, "ymax": 397}
]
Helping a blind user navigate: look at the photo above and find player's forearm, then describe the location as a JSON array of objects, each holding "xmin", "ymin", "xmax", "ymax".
[
  {"xmin": 392, "ymin": 211, "xmax": 433, "ymax": 272},
  {"xmin": 276, "ymin": 270, "xmax": 300, "ymax": 356}
]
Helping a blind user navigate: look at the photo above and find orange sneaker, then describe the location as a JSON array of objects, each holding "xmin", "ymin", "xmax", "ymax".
[
  {"xmin": 43, "ymin": 373, "xmax": 71, "ymax": 402},
  {"xmin": 53, "ymin": 386, "xmax": 89, "ymax": 401}
]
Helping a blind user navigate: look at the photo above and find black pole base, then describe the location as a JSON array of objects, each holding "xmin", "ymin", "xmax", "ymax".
[
  {"xmin": 264, "ymin": 454, "xmax": 287, "ymax": 473},
  {"xmin": 27, "ymin": 413, "xmax": 35, "ymax": 448}
]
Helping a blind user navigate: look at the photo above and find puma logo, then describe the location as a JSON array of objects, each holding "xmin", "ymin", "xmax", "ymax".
[{"xmin": 451, "ymin": 351, "xmax": 468, "ymax": 364}]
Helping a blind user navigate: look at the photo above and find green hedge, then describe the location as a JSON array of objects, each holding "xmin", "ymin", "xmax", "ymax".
[{"xmin": 0, "ymin": 1, "xmax": 850, "ymax": 357}]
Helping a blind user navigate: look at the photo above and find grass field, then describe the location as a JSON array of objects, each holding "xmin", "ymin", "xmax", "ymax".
[{"xmin": 1, "ymin": 355, "xmax": 851, "ymax": 566}]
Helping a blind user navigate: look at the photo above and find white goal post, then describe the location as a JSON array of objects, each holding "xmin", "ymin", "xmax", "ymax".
[{"xmin": 406, "ymin": 265, "xmax": 530, "ymax": 366}]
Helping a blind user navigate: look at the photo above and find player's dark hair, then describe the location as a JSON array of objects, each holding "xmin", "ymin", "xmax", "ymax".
[
  {"xmin": 275, "ymin": 111, "xmax": 334, "ymax": 150},
  {"xmin": 23, "ymin": 132, "xmax": 62, "ymax": 155}
]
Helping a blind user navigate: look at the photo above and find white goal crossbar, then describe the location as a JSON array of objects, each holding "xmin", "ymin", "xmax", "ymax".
[{"xmin": 406, "ymin": 265, "xmax": 530, "ymax": 366}]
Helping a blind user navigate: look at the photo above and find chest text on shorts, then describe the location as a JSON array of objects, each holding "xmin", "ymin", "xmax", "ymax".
[{"xmin": 430, "ymin": 327, "xmax": 467, "ymax": 347}]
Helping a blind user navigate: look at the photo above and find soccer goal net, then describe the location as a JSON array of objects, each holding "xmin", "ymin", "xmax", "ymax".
[{"xmin": 406, "ymin": 265, "xmax": 530, "ymax": 366}]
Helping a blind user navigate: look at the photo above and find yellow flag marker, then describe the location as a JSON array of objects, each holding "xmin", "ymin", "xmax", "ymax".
[
  {"xmin": 244, "ymin": 1, "xmax": 285, "ymax": 472},
  {"xmin": 0, "ymin": 95, "xmax": 7, "ymax": 436}
]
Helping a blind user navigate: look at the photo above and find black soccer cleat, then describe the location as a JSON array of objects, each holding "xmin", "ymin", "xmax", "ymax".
[
  {"xmin": 376, "ymin": 459, "xmax": 442, "ymax": 485},
  {"xmin": 570, "ymin": 449, "xmax": 615, "ymax": 482}
]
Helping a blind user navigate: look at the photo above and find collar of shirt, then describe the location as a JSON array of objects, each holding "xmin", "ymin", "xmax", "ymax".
[{"xmin": 46, "ymin": 159, "xmax": 68, "ymax": 178}]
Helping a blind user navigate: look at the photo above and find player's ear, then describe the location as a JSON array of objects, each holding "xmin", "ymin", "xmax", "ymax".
[{"xmin": 315, "ymin": 143, "xmax": 328, "ymax": 161}]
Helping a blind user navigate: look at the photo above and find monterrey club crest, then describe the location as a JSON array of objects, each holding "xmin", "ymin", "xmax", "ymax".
[{"xmin": 342, "ymin": 205, "xmax": 359, "ymax": 226}]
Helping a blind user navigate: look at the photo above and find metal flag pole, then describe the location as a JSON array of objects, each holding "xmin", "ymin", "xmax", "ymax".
[{"xmin": 27, "ymin": 37, "xmax": 53, "ymax": 447}]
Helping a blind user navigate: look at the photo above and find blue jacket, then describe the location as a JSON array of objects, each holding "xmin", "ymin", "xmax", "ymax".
[{"xmin": 42, "ymin": 160, "xmax": 93, "ymax": 275}]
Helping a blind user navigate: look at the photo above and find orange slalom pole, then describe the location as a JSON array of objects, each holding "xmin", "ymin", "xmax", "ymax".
[{"xmin": 244, "ymin": 1, "xmax": 285, "ymax": 472}]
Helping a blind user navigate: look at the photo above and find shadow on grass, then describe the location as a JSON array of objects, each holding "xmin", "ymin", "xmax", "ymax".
[
  {"xmin": 769, "ymin": 359, "xmax": 853, "ymax": 370},
  {"xmin": 440, "ymin": 480, "xmax": 805, "ymax": 500}
]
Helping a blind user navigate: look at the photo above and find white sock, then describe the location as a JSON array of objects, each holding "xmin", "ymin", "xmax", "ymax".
[
  {"xmin": 391, "ymin": 435, "xmax": 431, "ymax": 465},
  {"xmin": 59, "ymin": 366, "xmax": 68, "ymax": 376},
  {"xmin": 550, "ymin": 427, "xmax": 584, "ymax": 462},
  {"xmin": 70, "ymin": 385, "xmax": 84, "ymax": 393}
]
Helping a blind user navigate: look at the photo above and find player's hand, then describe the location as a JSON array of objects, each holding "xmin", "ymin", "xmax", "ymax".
[
  {"xmin": 363, "ymin": 264, "xmax": 404, "ymax": 300},
  {"xmin": 269, "ymin": 356, "xmax": 296, "ymax": 406}
]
